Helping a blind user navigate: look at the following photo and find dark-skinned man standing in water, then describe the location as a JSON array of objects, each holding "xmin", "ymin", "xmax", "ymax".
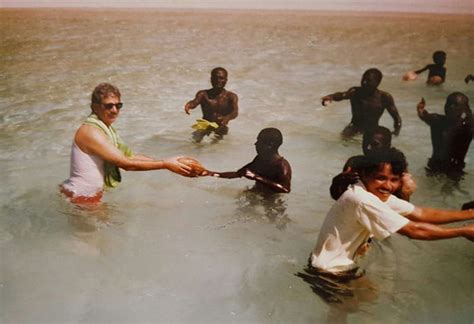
[
  {"xmin": 321, "ymin": 68, "xmax": 402, "ymax": 138},
  {"xmin": 417, "ymin": 92, "xmax": 472, "ymax": 179},
  {"xmin": 184, "ymin": 67, "xmax": 239, "ymax": 142}
]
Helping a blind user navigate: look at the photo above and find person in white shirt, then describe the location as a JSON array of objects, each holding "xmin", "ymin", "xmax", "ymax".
[
  {"xmin": 61, "ymin": 83, "xmax": 201, "ymax": 204},
  {"xmin": 298, "ymin": 148, "xmax": 474, "ymax": 302}
]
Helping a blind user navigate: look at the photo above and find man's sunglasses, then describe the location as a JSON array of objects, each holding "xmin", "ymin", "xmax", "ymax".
[{"xmin": 101, "ymin": 103, "xmax": 123, "ymax": 110}]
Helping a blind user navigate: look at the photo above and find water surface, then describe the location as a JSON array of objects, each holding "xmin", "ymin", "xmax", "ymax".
[{"xmin": 0, "ymin": 8, "xmax": 473, "ymax": 323}]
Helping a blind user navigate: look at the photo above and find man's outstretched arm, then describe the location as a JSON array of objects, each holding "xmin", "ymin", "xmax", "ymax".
[
  {"xmin": 398, "ymin": 221, "xmax": 474, "ymax": 241},
  {"xmin": 321, "ymin": 88, "xmax": 355, "ymax": 106},
  {"xmin": 184, "ymin": 90, "xmax": 205, "ymax": 115},
  {"xmin": 414, "ymin": 65, "xmax": 429, "ymax": 75},
  {"xmin": 207, "ymin": 162, "xmax": 252, "ymax": 179},
  {"xmin": 405, "ymin": 206, "xmax": 474, "ymax": 225}
]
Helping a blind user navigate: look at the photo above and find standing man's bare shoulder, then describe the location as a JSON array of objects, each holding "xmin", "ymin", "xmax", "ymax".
[
  {"xmin": 227, "ymin": 89, "xmax": 238, "ymax": 98},
  {"xmin": 197, "ymin": 89, "xmax": 210, "ymax": 101},
  {"xmin": 278, "ymin": 157, "xmax": 292, "ymax": 178},
  {"xmin": 342, "ymin": 87, "xmax": 359, "ymax": 100},
  {"xmin": 74, "ymin": 124, "xmax": 120, "ymax": 159},
  {"xmin": 379, "ymin": 90, "xmax": 395, "ymax": 104},
  {"xmin": 225, "ymin": 90, "xmax": 238, "ymax": 102}
]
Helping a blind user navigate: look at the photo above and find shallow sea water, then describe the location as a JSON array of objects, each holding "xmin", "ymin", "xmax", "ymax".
[{"xmin": 0, "ymin": 8, "xmax": 473, "ymax": 323}]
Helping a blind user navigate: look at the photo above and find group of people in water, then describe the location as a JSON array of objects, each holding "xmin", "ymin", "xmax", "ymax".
[{"xmin": 61, "ymin": 54, "xmax": 473, "ymax": 303}]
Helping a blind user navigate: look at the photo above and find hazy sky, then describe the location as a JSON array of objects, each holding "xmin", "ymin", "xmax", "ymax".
[{"xmin": 1, "ymin": 0, "xmax": 473, "ymax": 14}]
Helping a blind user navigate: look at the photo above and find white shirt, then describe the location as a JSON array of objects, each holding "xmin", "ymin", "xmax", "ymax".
[
  {"xmin": 62, "ymin": 141, "xmax": 105, "ymax": 197},
  {"xmin": 311, "ymin": 182, "xmax": 414, "ymax": 273}
]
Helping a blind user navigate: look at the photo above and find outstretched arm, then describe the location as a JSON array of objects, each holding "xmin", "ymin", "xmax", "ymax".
[
  {"xmin": 405, "ymin": 206, "xmax": 474, "ymax": 225},
  {"xmin": 321, "ymin": 88, "xmax": 355, "ymax": 106},
  {"xmin": 384, "ymin": 93, "xmax": 402, "ymax": 136},
  {"xmin": 207, "ymin": 162, "xmax": 252, "ymax": 179},
  {"xmin": 414, "ymin": 65, "xmax": 429, "ymax": 75},
  {"xmin": 398, "ymin": 221, "xmax": 474, "ymax": 241},
  {"xmin": 184, "ymin": 91, "xmax": 205, "ymax": 115},
  {"xmin": 76, "ymin": 125, "xmax": 191, "ymax": 176},
  {"xmin": 210, "ymin": 159, "xmax": 291, "ymax": 193}
]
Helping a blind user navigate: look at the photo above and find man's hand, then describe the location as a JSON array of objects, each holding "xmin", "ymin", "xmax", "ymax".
[
  {"xmin": 217, "ymin": 116, "xmax": 229, "ymax": 126},
  {"xmin": 393, "ymin": 123, "xmax": 401, "ymax": 136},
  {"xmin": 184, "ymin": 103, "xmax": 192, "ymax": 115},
  {"xmin": 163, "ymin": 156, "xmax": 192, "ymax": 176},
  {"xmin": 399, "ymin": 172, "xmax": 417, "ymax": 200},
  {"xmin": 416, "ymin": 97, "xmax": 426, "ymax": 116},
  {"xmin": 321, "ymin": 95, "xmax": 333, "ymax": 107}
]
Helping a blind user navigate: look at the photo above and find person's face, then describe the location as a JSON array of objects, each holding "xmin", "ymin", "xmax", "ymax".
[
  {"xmin": 92, "ymin": 95, "xmax": 122, "ymax": 127},
  {"xmin": 255, "ymin": 136, "xmax": 273, "ymax": 157},
  {"xmin": 362, "ymin": 133, "xmax": 389, "ymax": 155},
  {"xmin": 434, "ymin": 54, "xmax": 446, "ymax": 66},
  {"xmin": 362, "ymin": 163, "xmax": 401, "ymax": 202},
  {"xmin": 361, "ymin": 72, "xmax": 380, "ymax": 93},
  {"xmin": 211, "ymin": 70, "xmax": 227, "ymax": 89},
  {"xmin": 445, "ymin": 96, "xmax": 469, "ymax": 123}
]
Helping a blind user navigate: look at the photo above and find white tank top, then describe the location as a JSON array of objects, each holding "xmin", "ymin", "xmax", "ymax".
[{"xmin": 62, "ymin": 141, "xmax": 105, "ymax": 197}]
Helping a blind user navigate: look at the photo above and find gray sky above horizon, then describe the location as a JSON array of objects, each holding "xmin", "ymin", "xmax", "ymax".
[{"xmin": 1, "ymin": 0, "xmax": 473, "ymax": 14}]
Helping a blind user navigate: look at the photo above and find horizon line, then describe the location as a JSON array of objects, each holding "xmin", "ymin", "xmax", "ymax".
[{"xmin": 1, "ymin": 6, "xmax": 473, "ymax": 15}]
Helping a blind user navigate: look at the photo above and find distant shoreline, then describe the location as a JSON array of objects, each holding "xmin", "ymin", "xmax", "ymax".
[{"xmin": 0, "ymin": 7, "xmax": 473, "ymax": 17}]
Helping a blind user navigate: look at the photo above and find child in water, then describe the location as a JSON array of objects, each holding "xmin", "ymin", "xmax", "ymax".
[
  {"xmin": 404, "ymin": 50, "xmax": 446, "ymax": 85},
  {"xmin": 207, "ymin": 128, "xmax": 291, "ymax": 193}
]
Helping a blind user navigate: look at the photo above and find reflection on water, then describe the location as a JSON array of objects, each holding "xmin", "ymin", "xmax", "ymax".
[
  {"xmin": 235, "ymin": 186, "xmax": 291, "ymax": 230},
  {"xmin": 61, "ymin": 200, "xmax": 116, "ymax": 232},
  {"xmin": 424, "ymin": 170, "xmax": 471, "ymax": 196}
]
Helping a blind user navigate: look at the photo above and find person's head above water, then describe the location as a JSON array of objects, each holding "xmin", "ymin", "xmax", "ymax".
[
  {"xmin": 361, "ymin": 68, "xmax": 382, "ymax": 93},
  {"xmin": 359, "ymin": 147, "xmax": 408, "ymax": 202},
  {"xmin": 91, "ymin": 83, "xmax": 121, "ymax": 107},
  {"xmin": 90, "ymin": 83, "xmax": 122, "ymax": 126},
  {"xmin": 210, "ymin": 67, "xmax": 228, "ymax": 90},
  {"xmin": 362, "ymin": 126, "xmax": 392, "ymax": 155},
  {"xmin": 255, "ymin": 127, "xmax": 283, "ymax": 156},
  {"xmin": 444, "ymin": 92, "xmax": 472, "ymax": 124},
  {"xmin": 433, "ymin": 50, "xmax": 446, "ymax": 66}
]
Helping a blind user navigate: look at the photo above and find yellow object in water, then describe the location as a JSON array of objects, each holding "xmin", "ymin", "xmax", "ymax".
[{"xmin": 191, "ymin": 119, "xmax": 219, "ymax": 130}]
